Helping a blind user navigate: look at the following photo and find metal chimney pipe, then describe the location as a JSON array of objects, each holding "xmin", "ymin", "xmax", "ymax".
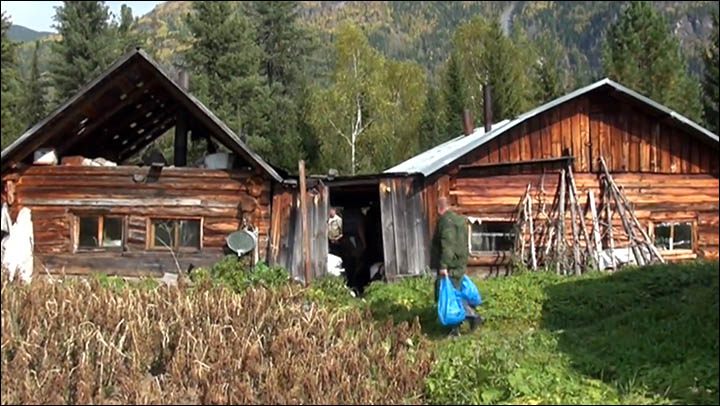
[
  {"xmin": 462, "ymin": 108, "xmax": 473, "ymax": 136},
  {"xmin": 484, "ymin": 84, "xmax": 493, "ymax": 133},
  {"xmin": 178, "ymin": 69, "xmax": 189, "ymax": 90}
]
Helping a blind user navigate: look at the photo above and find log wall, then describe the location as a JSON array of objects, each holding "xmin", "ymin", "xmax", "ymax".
[
  {"xmin": 2, "ymin": 166, "xmax": 272, "ymax": 276},
  {"xmin": 419, "ymin": 92, "xmax": 719, "ymax": 275}
]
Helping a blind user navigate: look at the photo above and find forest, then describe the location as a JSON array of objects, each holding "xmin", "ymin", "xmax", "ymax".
[{"xmin": 1, "ymin": 1, "xmax": 718, "ymax": 175}]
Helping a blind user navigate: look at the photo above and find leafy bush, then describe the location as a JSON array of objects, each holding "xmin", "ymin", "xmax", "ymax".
[
  {"xmin": 305, "ymin": 275, "xmax": 357, "ymax": 308},
  {"xmin": 189, "ymin": 255, "xmax": 289, "ymax": 293}
]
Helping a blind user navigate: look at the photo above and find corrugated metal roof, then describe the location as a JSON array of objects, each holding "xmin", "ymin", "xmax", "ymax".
[{"xmin": 385, "ymin": 78, "xmax": 719, "ymax": 177}]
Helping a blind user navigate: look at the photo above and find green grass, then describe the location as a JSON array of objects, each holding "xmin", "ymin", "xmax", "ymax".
[
  {"xmin": 91, "ymin": 258, "xmax": 719, "ymax": 404},
  {"xmin": 351, "ymin": 261, "xmax": 719, "ymax": 405}
]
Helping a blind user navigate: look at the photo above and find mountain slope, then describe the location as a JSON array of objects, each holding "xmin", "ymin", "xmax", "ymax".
[
  {"xmin": 10, "ymin": 1, "xmax": 719, "ymax": 88},
  {"xmin": 7, "ymin": 24, "xmax": 52, "ymax": 42}
]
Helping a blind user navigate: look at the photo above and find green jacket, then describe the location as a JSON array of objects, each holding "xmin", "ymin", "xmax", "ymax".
[{"xmin": 431, "ymin": 211, "xmax": 469, "ymax": 300}]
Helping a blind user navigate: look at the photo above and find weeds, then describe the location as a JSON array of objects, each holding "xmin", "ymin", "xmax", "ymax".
[
  {"xmin": 1, "ymin": 272, "xmax": 433, "ymax": 404},
  {"xmin": 2, "ymin": 260, "xmax": 716, "ymax": 405}
]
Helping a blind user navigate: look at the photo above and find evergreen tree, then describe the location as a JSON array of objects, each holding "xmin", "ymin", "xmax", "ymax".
[
  {"xmin": 602, "ymin": 1, "xmax": 702, "ymax": 122},
  {"xmin": 702, "ymin": 12, "xmax": 719, "ymax": 134},
  {"xmin": 453, "ymin": 16, "xmax": 536, "ymax": 127},
  {"xmin": 23, "ymin": 41, "xmax": 48, "ymax": 127},
  {"xmin": 184, "ymin": 1, "xmax": 270, "ymax": 143},
  {"xmin": 246, "ymin": 1, "xmax": 317, "ymax": 172},
  {"xmin": 49, "ymin": 1, "xmax": 117, "ymax": 104},
  {"xmin": 115, "ymin": 4, "xmax": 144, "ymax": 54},
  {"xmin": 1, "ymin": 12, "xmax": 24, "ymax": 149},
  {"xmin": 533, "ymin": 31, "xmax": 569, "ymax": 104},
  {"xmin": 419, "ymin": 85, "xmax": 446, "ymax": 150},
  {"xmin": 440, "ymin": 52, "xmax": 466, "ymax": 137}
]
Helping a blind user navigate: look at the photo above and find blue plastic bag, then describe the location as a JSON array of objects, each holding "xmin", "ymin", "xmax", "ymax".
[
  {"xmin": 438, "ymin": 276, "xmax": 465, "ymax": 326},
  {"xmin": 460, "ymin": 275, "xmax": 482, "ymax": 307}
]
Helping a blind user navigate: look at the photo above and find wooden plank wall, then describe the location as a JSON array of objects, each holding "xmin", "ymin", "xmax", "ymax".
[
  {"xmin": 380, "ymin": 177, "xmax": 429, "ymax": 278},
  {"xmin": 463, "ymin": 95, "xmax": 719, "ymax": 174},
  {"xmin": 447, "ymin": 171, "xmax": 719, "ymax": 273},
  {"xmin": 4, "ymin": 166, "xmax": 272, "ymax": 276},
  {"xmin": 269, "ymin": 184, "xmax": 329, "ymax": 283}
]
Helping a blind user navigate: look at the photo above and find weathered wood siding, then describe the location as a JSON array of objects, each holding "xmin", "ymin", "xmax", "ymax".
[
  {"xmin": 464, "ymin": 95, "xmax": 719, "ymax": 175},
  {"xmin": 268, "ymin": 183, "xmax": 329, "ymax": 283},
  {"xmin": 420, "ymin": 93, "xmax": 719, "ymax": 274},
  {"xmin": 380, "ymin": 177, "xmax": 429, "ymax": 278},
  {"xmin": 2, "ymin": 166, "xmax": 272, "ymax": 276}
]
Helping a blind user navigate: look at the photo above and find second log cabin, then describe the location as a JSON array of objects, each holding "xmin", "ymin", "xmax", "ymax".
[{"xmin": 381, "ymin": 78, "xmax": 719, "ymax": 277}]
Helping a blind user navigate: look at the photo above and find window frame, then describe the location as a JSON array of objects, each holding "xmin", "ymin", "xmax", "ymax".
[
  {"xmin": 650, "ymin": 219, "xmax": 697, "ymax": 255},
  {"xmin": 72, "ymin": 214, "xmax": 127, "ymax": 253},
  {"xmin": 467, "ymin": 219, "xmax": 516, "ymax": 256},
  {"xmin": 147, "ymin": 217, "xmax": 203, "ymax": 252}
]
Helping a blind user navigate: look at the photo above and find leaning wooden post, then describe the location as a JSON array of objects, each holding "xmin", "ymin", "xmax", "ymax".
[
  {"xmin": 567, "ymin": 172, "xmax": 582, "ymax": 275},
  {"xmin": 556, "ymin": 170, "xmax": 566, "ymax": 275},
  {"xmin": 298, "ymin": 160, "xmax": 312, "ymax": 286},
  {"xmin": 599, "ymin": 157, "xmax": 664, "ymax": 264},
  {"xmin": 567, "ymin": 166, "xmax": 596, "ymax": 271},
  {"xmin": 588, "ymin": 190, "xmax": 603, "ymax": 269},
  {"xmin": 604, "ymin": 180, "xmax": 617, "ymax": 271},
  {"xmin": 527, "ymin": 188, "xmax": 537, "ymax": 271},
  {"xmin": 598, "ymin": 157, "xmax": 647, "ymax": 266}
]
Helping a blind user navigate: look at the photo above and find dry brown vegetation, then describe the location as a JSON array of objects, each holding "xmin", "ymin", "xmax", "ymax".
[{"xmin": 1, "ymin": 275, "xmax": 434, "ymax": 404}]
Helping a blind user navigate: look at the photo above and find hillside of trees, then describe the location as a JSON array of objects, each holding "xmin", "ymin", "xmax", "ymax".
[{"xmin": 1, "ymin": 1, "xmax": 718, "ymax": 175}]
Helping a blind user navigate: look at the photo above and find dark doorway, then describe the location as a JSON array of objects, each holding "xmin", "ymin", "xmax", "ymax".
[{"xmin": 328, "ymin": 178, "xmax": 385, "ymax": 295}]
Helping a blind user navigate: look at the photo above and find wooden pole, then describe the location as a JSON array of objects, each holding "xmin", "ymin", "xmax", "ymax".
[
  {"xmin": 599, "ymin": 157, "xmax": 665, "ymax": 264},
  {"xmin": 567, "ymin": 172, "xmax": 582, "ymax": 275},
  {"xmin": 599, "ymin": 157, "xmax": 658, "ymax": 265},
  {"xmin": 557, "ymin": 170, "xmax": 566, "ymax": 275},
  {"xmin": 588, "ymin": 190, "xmax": 603, "ymax": 269},
  {"xmin": 604, "ymin": 181, "xmax": 616, "ymax": 271},
  {"xmin": 298, "ymin": 160, "xmax": 312, "ymax": 286},
  {"xmin": 527, "ymin": 189, "xmax": 537, "ymax": 271},
  {"xmin": 567, "ymin": 166, "xmax": 596, "ymax": 271}
]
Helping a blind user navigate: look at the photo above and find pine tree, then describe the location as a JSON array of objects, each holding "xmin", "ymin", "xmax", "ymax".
[
  {"xmin": 23, "ymin": 41, "xmax": 48, "ymax": 127},
  {"xmin": 184, "ymin": 1, "xmax": 270, "ymax": 143},
  {"xmin": 49, "ymin": 1, "xmax": 117, "ymax": 104},
  {"xmin": 602, "ymin": 1, "xmax": 702, "ymax": 122},
  {"xmin": 453, "ymin": 16, "xmax": 536, "ymax": 128},
  {"xmin": 702, "ymin": 12, "xmax": 719, "ymax": 134},
  {"xmin": 246, "ymin": 1, "xmax": 317, "ymax": 172},
  {"xmin": 115, "ymin": 4, "xmax": 144, "ymax": 54},
  {"xmin": 440, "ymin": 52, "xmax": 466, "ymax": 137},
  {"xmin": 1, "ymin": 11, "xmax": 24, "ymax": 149},
  {"xmin": 419, "ymin": 85, "xmax": 445, "ymax": 150},
  {"xmin": 533, "ymin": 31, "xmax": 569, "ymax": 104}
]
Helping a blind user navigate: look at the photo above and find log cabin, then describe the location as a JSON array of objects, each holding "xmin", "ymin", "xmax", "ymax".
[
  {"xmin": 0, "ymin": 49, "xmax": 315, "ymax": 278},
  {"xmin": 379, "ymin": 78, "xmax": 719, "ymax": 278}
]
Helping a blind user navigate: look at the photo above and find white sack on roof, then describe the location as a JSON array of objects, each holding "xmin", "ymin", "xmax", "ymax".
[{"xmin": 2, "ymin": 207, "xmax": 34, "ymax": 283}]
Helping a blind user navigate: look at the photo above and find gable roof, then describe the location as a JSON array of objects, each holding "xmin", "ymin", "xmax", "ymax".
[
  {"xmin": 1, "ymin": 49, "xmax": 283, "ymax": 182},
  {"xmin": 385, "ymin": 78, "xmax": 719, "ymax": 177}
]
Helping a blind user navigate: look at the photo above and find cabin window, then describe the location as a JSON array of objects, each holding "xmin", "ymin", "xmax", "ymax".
[
  {"xmin": 653, "ymin": 221, "xmax": 693, "ymax": 251},
  {"xmin": 76, "ymin": 216, "xmax": 125, "ymax": 251},
  {"xmin": 469, "ymin": 221, "xmax": 515, "ymax": 254},
  {"xmin": 149, "ymin": 218, "xmax": 201, "ymax": 250}
]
